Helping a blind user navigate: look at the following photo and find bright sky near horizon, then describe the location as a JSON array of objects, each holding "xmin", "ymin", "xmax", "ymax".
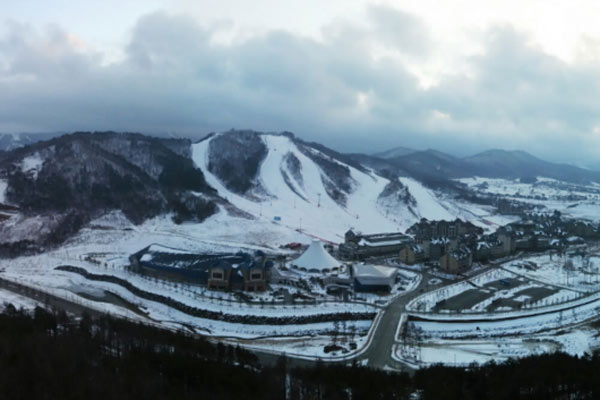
[{"xmin": 3, "ymin": 1, "xmax": 600, "ymax": 164}]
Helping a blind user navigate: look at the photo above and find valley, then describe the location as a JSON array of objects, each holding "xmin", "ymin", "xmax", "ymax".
[{"xmin": 0, "ymin": 130, "xmax": 600, "ymax": 371}]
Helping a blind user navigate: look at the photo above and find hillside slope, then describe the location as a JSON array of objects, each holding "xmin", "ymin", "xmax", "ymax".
[
  {"xmin": 0, "ymin": 130, "xmax": 510, "ymax": 251},
  {"xmin": 191, "ymin": 132, "xmax": 493, "ymax": 242},
  {"xmin": 463, "ymin": 149, "xmax": 600, "ymax": 183},
  {"xmin": 367, "ymin": 147, "xmax": 600, "ymax": 185},
  {"xmin": 0, "ymin": 132, "xmax": 219, "ymax": 252}
]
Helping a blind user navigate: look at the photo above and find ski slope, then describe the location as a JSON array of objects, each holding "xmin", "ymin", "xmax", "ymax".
[{"xmin": 191, "ymin": 133, "xmax": 497, "ymax": 243}]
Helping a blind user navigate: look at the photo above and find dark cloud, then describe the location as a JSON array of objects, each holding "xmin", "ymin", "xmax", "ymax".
[
  {"xmin": 0, "ymin": 11, "xmax": 599, "ymax": 164},
  {"xmin": 367, "ymin": 4, "xmax": 432, "ymax": 57},
  {"xmin": 424, "ymin": 26, "xmax": 600, "ymax": 160}
]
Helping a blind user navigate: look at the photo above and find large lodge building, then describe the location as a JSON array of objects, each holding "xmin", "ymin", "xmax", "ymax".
[
  {"xmin": 339, "ymin": 230, "xmax": 413, "ymax": 260},
  {"xmin": 130, "ymin": 245, "xmax": 272, "ymax": 292}
]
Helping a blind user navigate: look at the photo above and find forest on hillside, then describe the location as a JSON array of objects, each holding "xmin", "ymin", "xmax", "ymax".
[{"xmin": 0, "ymin": 305, "xmax": 599, "ymax": 399}]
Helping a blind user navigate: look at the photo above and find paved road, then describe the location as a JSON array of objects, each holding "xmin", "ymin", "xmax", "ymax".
[
  {"xmin": 357, "ymin": 264, "xmax": 501, "ymax": 371},
  {"xmin": 354, "ymin": 251, "xmax": 585, "ymax": 371},
  {"xmin": 360, "ymin": 275, "xmax": 428, "ymax": 370}
]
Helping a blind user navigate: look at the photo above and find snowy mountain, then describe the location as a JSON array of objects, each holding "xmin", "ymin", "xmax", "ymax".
[
  {"xmin": 190, "ymin": 131, "xmax": 501, "ymax": 242},
  {"xmin": 0, "ymin": 130, "xmax": 513, "ymax": 252}
]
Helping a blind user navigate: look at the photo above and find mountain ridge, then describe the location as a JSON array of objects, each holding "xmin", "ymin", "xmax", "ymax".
[
  {"xmin": 0, "ymin": 129, "xmax": 596, "ymax": 253},
  {"xmin": 366, "ymin": 147, "xmax": 600, "ymax": 184},
  {"xmin": 0, "ymin": 132, "xmax": 220, "ymax": 253}
]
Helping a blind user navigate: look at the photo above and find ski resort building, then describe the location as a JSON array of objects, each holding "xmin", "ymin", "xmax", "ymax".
[
  {"xmin": 207, "ymin": 256, "xmax": 268, "ymax": 292},
  {"xmin": 440, "ymin": 246, "xmax": 473, "ymax": 274},
  {"xmin": 399, "ymin": 244, "xmax": 425, "ymax": 265},
  {"xmin": 129, "ymin": 245, "xmax": 271, "ymax": 291},
  {"xmin": 422, "ymin": 237, "xmax": 457, "ymax": 260},
  {"xmin": 291, "ymin": 240, "xmax": 344, "ymax": 274},
  {"xmin": 407, "ymin": 218, "xmax": 483, "ymax": 241},
  {"xmin": 351, "ymin": 263, "xmax": 398, "ymax": 292},
  {"xmin": 339, "ymin": 230, "xmax": 412, "ymax": 260}
]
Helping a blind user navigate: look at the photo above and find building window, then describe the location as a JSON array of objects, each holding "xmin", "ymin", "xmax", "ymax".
[
  {"xmin": 251, "ymin": 272, "xmax": 262, "ymax": 280},
  {"xmin": 212, "ymin": 272, "xmax": 223, "ymax": 279}
]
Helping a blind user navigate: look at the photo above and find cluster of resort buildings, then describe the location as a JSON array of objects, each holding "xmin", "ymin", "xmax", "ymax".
[
  {"xmin": 129, "ymin": 212, "xmax": 600, "ymax": 294},
  {"xmin": 343, "ymin": 212, "xmax": 600, "ymax": 274}
]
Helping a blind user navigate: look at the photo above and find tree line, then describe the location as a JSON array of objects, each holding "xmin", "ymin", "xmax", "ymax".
[{"xmin": 0, "ymin": 304, "xmax": 599, "ymax": 399}]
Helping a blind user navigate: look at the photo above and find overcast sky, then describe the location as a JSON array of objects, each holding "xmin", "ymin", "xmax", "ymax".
[{"xmin": 3, "ymin": 1, "xmax": 600, "ymax": 164}]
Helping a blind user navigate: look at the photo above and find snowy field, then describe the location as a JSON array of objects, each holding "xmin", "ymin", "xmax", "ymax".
[
  {"xmin": 0, "ymin": 179, "xmax": 7, "ymax": 204},
  {"xmin": 406, "ymin": 261, "xmax": 591, "ymax": 316},
  {"xmin": 234, "ymin": 332, "xmax": 370, "ymax": 359},
  {"xmin": 395, "ymin": 256, "xmax": 600, "ymax": 368},
  {"xmin": 394, "ymin": 327, "xmax": 600, "ymax": 368},
  {"xmin": 407, "ymin": 269, "xmax": 520, "ymax": 313},
  {"xmin": 459, "ymin": 177, "xmax": 600, "ymax": 201},
  {"xmin": 503, "ymin": 253, "xmax": 600, "ymax": 293},
  {"xmin": 459, "ymin": 176, "xmax": 600, "ymax": 221},
  {"xmin": 0, "ymin": 287, "xmax": 43, "ymax": 311},
  {"xmin": 395, "ymin": 339, "xmax": 555, "ymax": 367},
  {"xmin": 407, "ymin": 287, "xmax": 600, "ymax": 339}
]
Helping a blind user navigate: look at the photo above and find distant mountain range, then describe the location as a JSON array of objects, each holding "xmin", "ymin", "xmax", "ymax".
[
  {"xmin": 0, "ymin": 132, "xmax": 64, "ymax": 152},
  {"xmin": 3, "ymin": 131, "xmax": 599, "ymax": 182},
  {"xmin": 0, "ymin": 130, "xmax": 477, "ymax": 251},
  {"xmin": 372, "ymin": 146, "xmax": 416, "ymax": 159},
  {"xmin": 1, "ymin": 129, "xmax": 599, "ymax": 251},
  {"xmin": 354, "ymin": 148, "xmax": 600, "ymax": 185}
]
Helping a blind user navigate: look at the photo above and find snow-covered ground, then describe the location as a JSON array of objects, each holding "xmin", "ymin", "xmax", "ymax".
[
  {"xmin": 67, "ymin": 211, "xmax": 295, "ymax": 256},
  {"xmin": 407, "ymin": 269, "xmax": 519, "ymax": 312},
  {"xmin": 459, "ymin": 177, "xmax": 600, "ymax": 200},
  {"xmin": 0, "ymin": 179, "xmax": 7, "ymax": 204},
  {"xmin": 395, "ymin": 256, "xmax": 600, "ymax": 368},
  {"xmin": 406, "ymin": 256, "xmax": 597, "ymax": 316},
  {"xmin": 394, "ymin": 328, "xmax": 600, "ymax": 368},
  {"xmin": 0, "ymin": 287, "xmax": 43, "ymax": 311},
  {"xmin": 459, "ymin": 176, "xmax": 600, "ymax": 221},
  {"xmin": 395, "ymin": 339, "xmax": 556, "ymax": 367},
  {"xmin": 19, "ymin": 152, "xmax": 44, "ymax": 179},
  {"xmin": 0, "ymin": 216, "xmax": 384, "ymax": 357},
  {"xmin": 503, "ymin": 254, "xmax": 600, "ymax": 293},
  {"xmin": 408, "ymin": 287, "xmax": 600, "ymax": 339},
  {"xmin": 233, "ymin": 332, "xmax": 370, "ymax": 359}
]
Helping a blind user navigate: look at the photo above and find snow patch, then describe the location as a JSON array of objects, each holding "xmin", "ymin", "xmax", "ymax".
[
  {"xmin": 19, "ymin": 152, "xmax": 44, "ymax": 179},
  {"xmin": 0, "ymin": 179, "xmax": 7, "ymax": 204}
]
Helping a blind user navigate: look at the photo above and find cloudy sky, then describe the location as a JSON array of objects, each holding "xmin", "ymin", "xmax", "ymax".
[{"xmin": 3, "ymin": 1, "xmax": 600, "ymax": 164}]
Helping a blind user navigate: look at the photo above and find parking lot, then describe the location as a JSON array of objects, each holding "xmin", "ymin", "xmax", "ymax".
[{"xmin": 433, "ymin": 276, "xmax": 562, "ymax": 313}]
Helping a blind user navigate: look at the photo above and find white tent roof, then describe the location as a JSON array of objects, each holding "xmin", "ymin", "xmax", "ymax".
[{"xmin": 293, "ymin": 240, "xmax": 342, "ymax": 272}]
